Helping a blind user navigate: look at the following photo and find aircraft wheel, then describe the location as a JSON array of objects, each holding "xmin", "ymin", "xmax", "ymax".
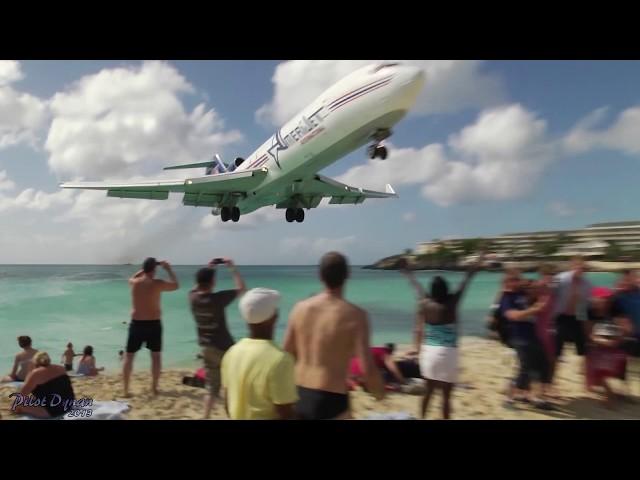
[
  {"xmin": 376, "ymin": 146, "xmax": 388, "ymax": 160},
  {"xmin": 221, "ymin": 207, "xmax": 230, "ymax": 222},
  {"xmin": 367, "ymin": 145, "xmax": 377, "ymax": 159},
  {"xmin": 295, "ymin": 208, "xmax": 305, "ymax": 223},
  {"xmin": 231, "ymin": 207, "xmax": 240, "ymax": 223},
  {"xmin": 285, "ymin": 208, "xmax": 295, "ymax": 223}
]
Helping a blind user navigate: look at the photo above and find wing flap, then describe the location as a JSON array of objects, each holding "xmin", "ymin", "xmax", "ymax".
[{"xmin": 107, "ymin": 190, "xmax": 170, "ymax": 200}]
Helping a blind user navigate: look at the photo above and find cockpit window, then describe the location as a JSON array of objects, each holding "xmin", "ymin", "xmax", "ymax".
[{"xmin": 373, "ymin": 63, "xmax": 400, "ymax": 73}]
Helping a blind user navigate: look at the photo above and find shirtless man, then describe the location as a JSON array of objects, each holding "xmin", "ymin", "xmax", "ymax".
[
  {"xmin": 283, "ymin": 252, "xmax": 384, "ymax": 419},
  {"xmin": 123, "ymin": 257, "xmax": 179, "ymax": 396},
  {"xmin": 1, "ymin": 336, "xmax": 37, "ymax": 383}
]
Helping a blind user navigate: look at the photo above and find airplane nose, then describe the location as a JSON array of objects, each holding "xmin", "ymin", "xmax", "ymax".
[
  {"xmin": 405, "ymin": 66, "xmax": 425, "ymax": 89},
  {"xmin": 392, "ymin": 66, "xmax": 425, "ymax": 110}
]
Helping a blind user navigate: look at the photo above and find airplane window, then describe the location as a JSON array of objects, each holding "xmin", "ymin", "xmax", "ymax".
[{"xmin": 373, "ymin": 63, "xmax": 400, "ymax": 73}]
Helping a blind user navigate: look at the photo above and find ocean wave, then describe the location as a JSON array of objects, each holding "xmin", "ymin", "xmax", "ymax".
[{"xmin": 57, "ymin": 272, "xmax": 125, "ymax": 282}]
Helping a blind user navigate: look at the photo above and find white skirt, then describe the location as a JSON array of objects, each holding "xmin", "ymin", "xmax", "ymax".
[{"xmin": 419, "ymin": 345, "xmax": 458, "ymax": 383}]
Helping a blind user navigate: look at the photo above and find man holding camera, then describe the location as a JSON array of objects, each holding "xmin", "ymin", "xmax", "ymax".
[
  {"xmin": 124, "ymin": 257, "xmax": 180, "ymax": 397},
  {"xmin": 189, "ymin": 258, "xmax": 246, "ymax": 418}
]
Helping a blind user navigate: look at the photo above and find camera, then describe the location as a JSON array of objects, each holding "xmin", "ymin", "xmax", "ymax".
[{"xmin": 210, "ymin": 258, "xmax": 225, "ymax": 265}]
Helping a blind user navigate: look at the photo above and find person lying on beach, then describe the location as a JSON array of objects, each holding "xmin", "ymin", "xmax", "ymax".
[
  {"xmin": 12, "ymin": 352, "xmax": 75, "ymax": 419},
  {"xmin": 284, "ymin": 252, "xmax": 384, "ymax": 420},
  {"xmin": 1, "ymin": 336, "xmax": 38, "ymax": 383},
  {"xmin": 77, "ymin": 346, "xmax": 105, "ymax": 376},
  {"xmin": 189, "ymin": 258, "xmax": 247, "ymax": 418},
  {"xmin": 221, "ymin": 288, "xmax": 297, "ymax": 420},
  {"xmin": 401, "ymin": 252, "xmax": 484, "ymax": 419},
  {"xmin": 61, "ymin": 343, "xmax": 81, "ymax": 372},
  {"xmin": 348, "ymin": 344, "xmax": 406, "ymax": 391},
  {"xmin": 123, "ymin": 257, "xmax": 179, "ymax": 397}
]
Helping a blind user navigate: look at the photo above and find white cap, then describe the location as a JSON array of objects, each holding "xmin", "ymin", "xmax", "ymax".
[{"xmin": 239, "ymin": 288, "xmax": 281, "ymax": 325}]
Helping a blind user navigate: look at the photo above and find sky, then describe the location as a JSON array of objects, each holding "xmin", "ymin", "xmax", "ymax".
[{"xmin": 1, "ymin": 60, "xmax": 639, "ymax": 265}]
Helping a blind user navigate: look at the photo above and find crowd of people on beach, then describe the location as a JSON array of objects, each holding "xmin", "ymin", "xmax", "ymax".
[
  {"xmin": 3, "ymin": 252, "xmax": 640, "ymax": 420},
  {"xmin": 487, "ymin": 258, "xmax": 640, "ymax": 410}
]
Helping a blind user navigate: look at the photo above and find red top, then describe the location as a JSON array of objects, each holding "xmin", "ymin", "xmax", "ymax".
[{"xmin": 349, "ymin": 347, "xmax": 388, "ymax": 377}]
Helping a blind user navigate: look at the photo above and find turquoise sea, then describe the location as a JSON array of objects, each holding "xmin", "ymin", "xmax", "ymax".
[{"xmin": 0, "ymin": 265, "xmax": 618, "ymax": 373}]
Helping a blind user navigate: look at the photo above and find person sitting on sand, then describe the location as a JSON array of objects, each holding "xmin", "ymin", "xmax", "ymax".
[
  {"xmin": 221, "ymin": 288, "xmax": 298, "ymax": 420},
  {"xmin": 61, "ymin": 342, "xmax": 81, "ymax": 372},
  {"xmin": 284, "ymin": 252, "xmax": 384, "ymax": 420},
  {"xmin": 401, "ymin": 253, "xmax": 484, "ymax": 419},
  {"xmin": 12, "ymin": 351, "xmax": 75, "ymax": 419},
  {"xmin": 586, "ymin": 287, "xmax": 630, "ymax": 407},
  {"xmin": 500, "ymin": 269, "xmax": 553, "ymax": 410},
  {"xmin": 1, "ymin": 336, "xmax": 38, "ymax": 383},
  {"xmin": 77, "ymin": 346, "xmax": 105, "ymax": 376},
  {"xmin": 123, "ymin": 257, "xmax": 179, "ymax": 397},
  {"xmin": 348, "ymin": 343, "xmax": 406, "ymax": 391},
  {"xmin": 189, "ymin": 258, "xmax": 247, "ymax": 419}
]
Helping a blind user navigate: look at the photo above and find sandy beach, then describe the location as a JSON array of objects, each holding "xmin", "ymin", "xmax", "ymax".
[{"xmin": 3, "ymin": 337, "xmax": 640, "ymax": 420}]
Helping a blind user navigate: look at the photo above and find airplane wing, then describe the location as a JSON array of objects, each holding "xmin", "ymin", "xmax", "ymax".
[
  {"xmin": 275, "ymin": 174, "xmax": 398, "ymax": 209},
  {"xmin": 60, "ymin": 168, "xmax": 268, "ymax": 203}
]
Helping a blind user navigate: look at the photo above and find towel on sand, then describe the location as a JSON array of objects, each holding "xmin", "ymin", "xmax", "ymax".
[
  {"xmin": 363, "ymin": 412, "xmax": 416, "ymax": 420},
  {"xmin": 17, "ymin": 401, "xmax": 130, "ymax": 420},
  {"xmin": 0, "ymin": 381, "xmax": 24, "ymax": 389}
]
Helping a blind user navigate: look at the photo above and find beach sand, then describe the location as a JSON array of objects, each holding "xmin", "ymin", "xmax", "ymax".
[{"xmin": 3, "ymin": 337, "xmax": 640, "ymax": 420}]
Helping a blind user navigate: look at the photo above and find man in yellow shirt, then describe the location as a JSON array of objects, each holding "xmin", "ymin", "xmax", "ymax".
[{"xmin": 221, "ymin": 288, "xmax": 298, "ymax": 420}]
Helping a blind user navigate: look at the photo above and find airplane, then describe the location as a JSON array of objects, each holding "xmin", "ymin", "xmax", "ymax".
[{"xmin": 60, "ymin": 63, "xmax": 425, "ymax": 223}]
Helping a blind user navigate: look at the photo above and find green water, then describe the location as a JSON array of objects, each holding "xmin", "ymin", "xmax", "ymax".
[{"xmin": 0, "ymin": 265, "xmax": 618, "ymax": 373}]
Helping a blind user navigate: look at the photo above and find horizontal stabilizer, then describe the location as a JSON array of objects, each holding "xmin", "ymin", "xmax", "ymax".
[{"xmin": 163, "ymin": 161, "xmax": 215, "ymax": 171}]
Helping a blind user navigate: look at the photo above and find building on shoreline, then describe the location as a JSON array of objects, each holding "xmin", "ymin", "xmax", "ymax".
[{"xmin": 416, "ymin": 221, "xmax": 640, "ymax": 261}]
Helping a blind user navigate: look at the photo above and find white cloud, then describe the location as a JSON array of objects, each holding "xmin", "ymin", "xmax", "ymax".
[
  {"xmin": 45, "ymin": 61, "xmax": 243, "ymax": 179},
  {"xmin": 0, "ymin": 172, "xmax": 74, "ymax": 212},
  {"xmin": 0, "ymin": 60, "xmax": 23, "ymax": 85},
  {"xmin": 280, "ymin": 235, "xmax": 357, "ymax": 258},
  {"xmin": 549, "ymin": 201, "xmax": 576, "ymax": 217},
  {"xmin": 257, "ymin": 60, "xmax": 504, "ymax": 126},
  {"xmin": 337, "ymin": 104, "xmax": 553, "ymax": 207},
  {"xmin": 402, "ymin": 212, "xmax": 416, "ymax": 222},
  {"xmin": 0, "ymin": 61, "xmax": 48, "ymax": 150},
  {"xmin": 0, "ymin": 170, "xmax": 15, "ymax": 191},
  {"xmin": 563, "ymin": 105, "xmax": 640, "ymax": 155},
  {"xmin": 0, "ymin": 61, "xmax": 253, "ymax": 264}
]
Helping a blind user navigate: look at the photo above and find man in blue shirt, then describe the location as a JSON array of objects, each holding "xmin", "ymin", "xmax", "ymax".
[{"xmin": 500, "ymin": 269, "xmax": 552, "ymax": 410}]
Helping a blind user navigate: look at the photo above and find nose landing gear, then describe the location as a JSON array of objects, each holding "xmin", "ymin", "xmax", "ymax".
[{"xmin": 367, "ymin": 128, "xmax": 391, "ymax": 160}]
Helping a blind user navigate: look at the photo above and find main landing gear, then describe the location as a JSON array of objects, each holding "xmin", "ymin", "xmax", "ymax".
[
  {"xmin": 285, "ymin": 208, "xmax": 305, "ymax": 223},
  {"xmin": 220, "ymin": 206, "xmax": 240, "ymax": 223},
  {"xmin": 367, "ymin": 128, "xmax": 391, "ymax": 160}
]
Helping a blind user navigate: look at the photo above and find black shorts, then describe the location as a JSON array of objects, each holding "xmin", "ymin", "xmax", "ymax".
[
  {"xmin": 513, "ymin": 338, "xmax": 551, "ymax": 390},
  {"xmin": 64, "ymin": 364, "xmax": 72, "ymax": 372},
  {"xmin": 296, "ymin": 386, "xmax": 349, "ymax": 420},
  {"xmin": 126, "ymin": 320, "xmax": 162, "ymax": 353},
  {"xmin": 555, "ymin": 314, "xmax": 586, "ymax": 357},
  {"xmin": 397, "ymin": 359, "xmax": 421, "ymax": 379}
]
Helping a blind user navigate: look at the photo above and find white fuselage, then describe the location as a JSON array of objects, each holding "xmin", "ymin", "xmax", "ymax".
[{"xmin": 230, "ymin": 63, "xmax": 425, "ymax": 214}]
